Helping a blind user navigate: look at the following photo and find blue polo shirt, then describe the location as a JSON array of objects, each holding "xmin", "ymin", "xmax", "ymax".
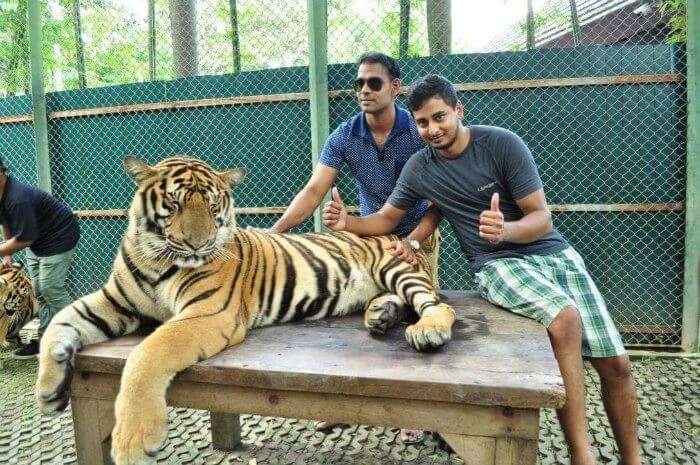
[{"xmin": 319, "ymin": 104, "xmax": 428, "ymax": 236}]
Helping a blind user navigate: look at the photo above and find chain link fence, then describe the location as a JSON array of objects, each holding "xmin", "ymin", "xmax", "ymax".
[{"xmin": 0, "ymin": 0, "xmax": 689, "ymax": 347}]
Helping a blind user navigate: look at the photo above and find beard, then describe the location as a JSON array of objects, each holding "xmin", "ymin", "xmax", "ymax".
[{"xmin": 431, "ymin": 128, "xmax": 460, "ymax": 151}]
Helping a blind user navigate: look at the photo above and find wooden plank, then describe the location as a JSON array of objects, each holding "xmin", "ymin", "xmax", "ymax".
[
  {"xmin": 618, "ymin": 324, "xmax": 679, "ymax": 334},
  {"xmin": 494, "ymin": 437, "xmax": 539, "ymax": 465},
  {"xmin": 73, "ymin": 202, "xmax": 682, "ymax": 219},
  {"xmin": 210, "ymin": 412, "xmax": 241, "ymax": 451},
  {"xmin": 71, "ymin": 373, "xmax": 542, "ymax": 439},
  {"xmin": 74, "ymin": 291, "xmax": 565, "ymax": 409},
  {"xmin": 331, "ymin": 74, "xmax": 684, "ymax": 99},
  {"xmin": 71, "ymin": 396, "xmax": 114, "ymax": 465},
  {"xmin": 454, "ymin": 74, "xmax": 684, "ymax": 92},
  {"xmin": 73, "ymin": 206, "xmax": 300, "ymax": 218},
  {"xmin": 0, "ymin": 114, "xmax": 33, "ymax": 124},
  {"xmin": 0, "ymin": 74, "xmax": 681, "ymax": 126},
  {"xmin": 48, "ymin": 92, "xmax": 310, "ymax": 120},
  {"xmin": 441, "ymin": 434, "xmax": 496, "ymax": 465},
  {"xmin": 548, "ymin": 202, "xmax": 683, "ymax": 213},
  {"xmin": 76, "ymin": 209, "xmax": 128, "ymax": 218}
]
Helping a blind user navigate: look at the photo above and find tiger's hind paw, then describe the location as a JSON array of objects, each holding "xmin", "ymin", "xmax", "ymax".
[{"xmin": 364, "ymin": 299, "xmax": 403, "ymax": 336}]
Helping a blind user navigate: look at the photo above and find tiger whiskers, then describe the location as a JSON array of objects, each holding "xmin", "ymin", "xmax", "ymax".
[{"xmin": 134, "ymin": 241, "xmax": 175, "ymax": 269}]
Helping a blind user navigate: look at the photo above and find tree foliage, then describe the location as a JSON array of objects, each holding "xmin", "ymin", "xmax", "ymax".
[
  {"xmin": 1, "ymin": 0, "xmax": 685, "ymax": 97},
  {"xmin": 659, "ymin": 0, "xmax": 686, "ymax": 44}
]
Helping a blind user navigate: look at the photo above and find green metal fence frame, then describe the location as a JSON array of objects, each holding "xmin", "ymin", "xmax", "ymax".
[
  {"xmin": 308, "ymin": 0, "xmax": 330, "ymax": 232},
  {"xmin": 682, "ymin": 0, "xmax": 699, "ymax": 353},
  {"xmin": 27, "ymin": 0, "xmax": 51, "ymax": 193},
  {"xmin": 20, "ymin": 0, "xmax": 700, "ymax": 352}
]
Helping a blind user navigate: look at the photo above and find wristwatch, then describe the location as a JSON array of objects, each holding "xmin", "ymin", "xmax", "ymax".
[{"xmin": 407, "ymin": 239, "xmax": 421, "ymax": 251}]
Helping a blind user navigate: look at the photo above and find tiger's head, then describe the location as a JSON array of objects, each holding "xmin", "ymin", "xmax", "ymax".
[
  {"xmin": 0, "ymin": 262, "xmax": 36, "ymax": 346},
  {"xmin": 124, "ymin": 155, "xmax": 247, "ymax": 268}
]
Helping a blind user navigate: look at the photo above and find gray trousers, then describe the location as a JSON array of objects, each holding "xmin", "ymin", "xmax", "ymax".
[{"xmin": 26, "ymin": 247, "xmax": 76, "ymax": 337}]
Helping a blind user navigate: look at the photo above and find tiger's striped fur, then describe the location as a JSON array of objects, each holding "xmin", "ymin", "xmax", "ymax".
[
  {"xmin": 0, "ymin": 262, "xmax": 37, "ymax": 347},
  {"xmin": 36, "ymin": 155, "xmax": 455, "ymax": 465}
]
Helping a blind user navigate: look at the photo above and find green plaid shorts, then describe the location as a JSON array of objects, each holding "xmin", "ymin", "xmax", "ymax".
[{"xmin": 474, "ymin": 247, "xmax": 625, "ymax": 358}]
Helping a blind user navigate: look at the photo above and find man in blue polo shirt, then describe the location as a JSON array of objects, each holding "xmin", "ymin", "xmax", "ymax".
[
  {"xmin": 271, "ymin": 52, "xmax": 438, "ymax": 443},
  {"xmin": 0, "ymin": 157, "xmax": 80, "ymax": 359},
  {"xmin": 271, "ymin": 52, "xmax": 441, "ymax": 290}
]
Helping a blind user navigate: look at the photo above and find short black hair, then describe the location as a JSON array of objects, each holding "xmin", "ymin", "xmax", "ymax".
[
  {"xmin": 406, "ymin": 74, "xmax": 458, "ymax": 112},
  {"xmin": 357, "ymin": 52, "xmax": 401, "ymax": 80}
]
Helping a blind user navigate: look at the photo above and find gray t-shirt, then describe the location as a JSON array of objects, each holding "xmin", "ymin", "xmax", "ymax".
[{"xmin": 388, "ymin": 125, "xmax": 569, "ymax": 273}]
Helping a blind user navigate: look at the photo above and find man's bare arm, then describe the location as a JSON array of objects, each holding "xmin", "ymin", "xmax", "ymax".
[
  {"xmin": 0, "ymin": 237, "xmax": 31, "ymax": 257},
  {"xmin": 388, "ymin": 204, "xmax": 443, "ymax": 264},
  {"xmin": 405, "ymin": 204, "xmax": 442, "ymax": 243},
  {"xmin": 322, "ymin": 187, "xmax": 408, "ymax": 236},
  {"xmin": 479, "ymin": 189, "xmax": 553, "ymax": 245},
  {"xmin": 270, "ymin": 164, "xmax": 338, "ymax": 233}
]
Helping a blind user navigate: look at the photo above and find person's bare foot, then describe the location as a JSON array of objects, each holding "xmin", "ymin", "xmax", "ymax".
[
  {"xmin": 314, "ymin": 420, "xmax": 344, "ymax": 431},
  {"xmin": 399, "ymin": 429, "xmax": 425, "ymax": 445}
]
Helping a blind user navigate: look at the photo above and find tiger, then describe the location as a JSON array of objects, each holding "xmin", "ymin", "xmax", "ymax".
[
  {"xmin": 35, "ymin": 155, "xmax": 456, "ymax": 465},
  {"xmin": 0, "ymin": 262, "xmax": 37, "ymax": 348}
]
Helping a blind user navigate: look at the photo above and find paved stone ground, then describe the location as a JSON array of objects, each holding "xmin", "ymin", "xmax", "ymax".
[{"xmin": 1, "ymin": 343, "xmax": 698, "ymax": 465}]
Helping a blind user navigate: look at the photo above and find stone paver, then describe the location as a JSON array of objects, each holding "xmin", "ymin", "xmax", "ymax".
[{"xmin": 1, "ymin": 335, "xmax": 698, "ymax": 464}]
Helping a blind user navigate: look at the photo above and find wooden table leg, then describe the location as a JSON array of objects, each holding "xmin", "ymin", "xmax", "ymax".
[
  {"xmin": 494, "ymin": 437, "xmax": 538, "ymax": 465},
  {"xmin": 441, "ymin": 434, "xmax": 538, "ymax": 465},
  {"xmin": 71, "ymin": 396, "xmax": 115, "ymax": 465},
  {"xmin": 210, "ymin": 412, "xmax": 241, "ymax": 451},
  {"xmin": 440, "ymin": 407, "xmax": 540, "ymax": 465},
  {"xmin": 441, "ymin": 434, "xmax": 496, "ymax": 464}
]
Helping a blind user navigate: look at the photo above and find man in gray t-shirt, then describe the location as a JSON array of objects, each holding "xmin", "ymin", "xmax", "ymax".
[
  {"xmin": 388, "ymin": 124, "xmax": 568, "ymax": 273},
  {"xmin": 322, "ymin": 74, "xmax": 640, "ymax": 465}
]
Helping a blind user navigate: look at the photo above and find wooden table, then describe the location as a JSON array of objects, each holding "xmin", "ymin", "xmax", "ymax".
[{"xmin": 69, "ymin": 291, "xmax": 565, "ymax": 465}]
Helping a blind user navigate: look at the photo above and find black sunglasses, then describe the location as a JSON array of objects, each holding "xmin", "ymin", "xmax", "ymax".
[{"xmin": 353, "ymin": 77, "xmax": 384, "ymax": 92}]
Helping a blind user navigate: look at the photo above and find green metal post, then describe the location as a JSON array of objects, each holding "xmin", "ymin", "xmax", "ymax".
[
  {"xmin": 307, "ymin": 0, "xmax": 329, "ymax": 232},
  {"xmin": 148, "ymin": 0, "xmax": 156, "ymax": 80},
  {"xmin": 569, "ymin": 0, "xmax": 582, "ymax": 47},
  {"xmin": 683, "ymin": 0, "xmax": 699, "ymax": 352},
  {"xmin": 28, "ymin": 0, "xmax": 52, "ymax": 193},
  {"xmin": 73, "ymin": 0, "xmax": 86, "ymax": 88}
]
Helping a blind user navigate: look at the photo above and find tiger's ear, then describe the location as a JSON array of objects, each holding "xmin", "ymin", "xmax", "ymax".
[
  {"xmin": 123, "ymin": 156, "xmax": 155, "ymax": 184},
  {"xmin": 220, "ymin": 167, "xmax": 247, "ymax": 188}
]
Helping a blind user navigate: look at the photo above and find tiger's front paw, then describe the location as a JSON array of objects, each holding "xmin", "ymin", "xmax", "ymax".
[
  {"xmin": 405, "ymin": 303, "xmax": 454, "ymax": 351},
  {"xmin": 111, "ymin": 393, "xmax": 167, "ymax": 465},
  {"xmin": 36, "ymin": 340, "xmax": 76, "ymax": 414}
]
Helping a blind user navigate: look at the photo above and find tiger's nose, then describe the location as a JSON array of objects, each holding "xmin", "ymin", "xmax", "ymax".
[{"xmin": 182, "ymin": 237, "xmax": 212, "ymax": 251}]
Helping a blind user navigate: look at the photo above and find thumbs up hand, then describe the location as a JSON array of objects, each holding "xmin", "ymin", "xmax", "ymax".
[
  {"xmin": 322, "ymin": 186, "xmax": 349, "ymax": 231},
  {"xmin": 479, "ymin": 192, "xmax": 506, "ymax": 244}
]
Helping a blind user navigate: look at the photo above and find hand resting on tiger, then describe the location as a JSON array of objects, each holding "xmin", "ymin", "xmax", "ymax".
[{"xmin": 35, "ymin": 155, "xmax": 455, "ymax": 465}]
